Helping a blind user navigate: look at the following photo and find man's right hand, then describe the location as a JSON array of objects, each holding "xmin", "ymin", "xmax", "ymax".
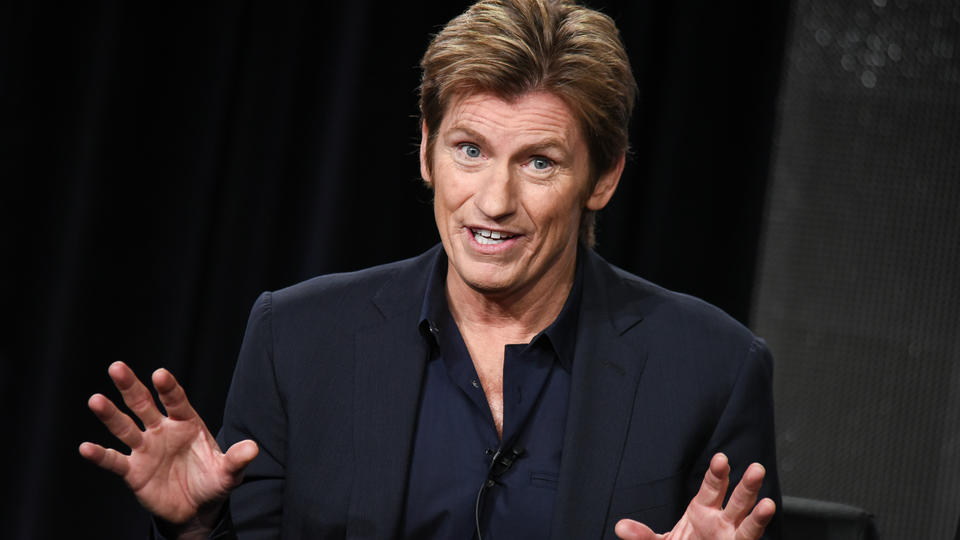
[{"xmin": 79, "ymin": 361, "xmax": 258, "ymax": 534}]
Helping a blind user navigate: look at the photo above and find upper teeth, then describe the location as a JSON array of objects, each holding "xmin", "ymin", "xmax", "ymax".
[{"xmin": 473, "ymin": 228, "xmax": 513, "ymax": 244}]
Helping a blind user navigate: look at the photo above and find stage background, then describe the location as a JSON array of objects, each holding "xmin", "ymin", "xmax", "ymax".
[
  {"xmin": 3, "ymin": 0, "xmax": 956, "ymax": 538},
  {"xmin": 752, "ymin": 0, "xmax": 960, "ymax": 538}
]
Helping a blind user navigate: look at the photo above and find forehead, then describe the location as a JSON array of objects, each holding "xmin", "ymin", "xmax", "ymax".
[{"xmin": 441, "ymin": 91, "xmax": 582, "ymax": 147}]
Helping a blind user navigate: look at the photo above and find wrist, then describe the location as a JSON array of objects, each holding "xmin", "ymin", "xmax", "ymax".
[{"xmin": 155, "ymin": 501, "xmax": 226, "ymax": 540}]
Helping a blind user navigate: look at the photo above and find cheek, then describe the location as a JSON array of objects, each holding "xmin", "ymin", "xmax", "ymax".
[
  {"xmin": 432, "ymin": 184, "xmax": 466, "ymax": 231},
  {"xmin": 433, "ymin": 168, "xmax": 474, "ymax": 215},
  {"xmin": 524, "ymin": 186, "xmax": 584, "ymax": 232},
  {"xmin": 434, "ymin": 181, "xmax": 456, "ymax": 211}
]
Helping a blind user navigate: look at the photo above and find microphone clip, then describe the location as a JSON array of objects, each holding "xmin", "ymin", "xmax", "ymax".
[{"xmin": 488, "ymin": 446, "xmax": 525, "ymax": 481}]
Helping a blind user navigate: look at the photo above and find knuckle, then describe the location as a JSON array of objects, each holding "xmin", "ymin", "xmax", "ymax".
[
  {"xmin": 166, "ymin": 388, "xmax": 186, "ymax": 405},
  {"xmin": 705, "ymin": 475, "xmax": 725, "ymax": 489},
  {"xmin": 115, "ymin": 422, "xmax": 137, "ymax": 440},
  {"xmin": 127, "ymin": 395, "xmax": 154, "ymax": 413}
]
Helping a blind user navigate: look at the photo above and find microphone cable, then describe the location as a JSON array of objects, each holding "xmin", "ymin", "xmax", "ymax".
[{"xmin": 474, "ymin": 446, "xmax": 525, "ymax": 540}]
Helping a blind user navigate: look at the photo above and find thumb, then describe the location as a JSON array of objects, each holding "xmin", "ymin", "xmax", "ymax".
[
  {"xmin": 224, "ymin": 440, "xmax": 259, "ymax": 476},
  {"xmin": 615, "ymin": 518, "xmax": 660, "ymax": 540}
]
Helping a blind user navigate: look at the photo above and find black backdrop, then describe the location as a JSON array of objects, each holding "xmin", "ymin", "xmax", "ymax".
[{"xmin": 0, "ymin": 1, "xmax": 790, "ymax": 538}]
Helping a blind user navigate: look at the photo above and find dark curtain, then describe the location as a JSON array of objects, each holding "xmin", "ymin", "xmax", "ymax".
[{"xmin": 0, "ymin": 1, "xmax": 789, "ymax": 537}]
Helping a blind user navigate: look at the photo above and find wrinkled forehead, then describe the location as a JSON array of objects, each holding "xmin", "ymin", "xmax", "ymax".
[{"xmin": 441, "ymin": 91, "xmax": 582, "ymax": 146}]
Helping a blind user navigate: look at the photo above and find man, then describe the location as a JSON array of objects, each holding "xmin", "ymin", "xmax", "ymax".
[{"xmin": 80, "ymin": 0, "xmax": 781, "ymax": 538}]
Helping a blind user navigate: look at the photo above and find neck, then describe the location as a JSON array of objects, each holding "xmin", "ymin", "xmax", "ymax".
[{"xmin": 445, "ymin": 254, "xmax": 576, "ymax": 344}]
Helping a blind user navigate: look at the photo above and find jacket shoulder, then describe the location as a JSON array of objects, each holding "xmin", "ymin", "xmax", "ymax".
[
  {"xmin": 265, "ymin": 246, "xmax": 440, "ymax": 326},
  {"xmin": 590, "ymin": 252, "xmax": 759, "ymax": 354}
]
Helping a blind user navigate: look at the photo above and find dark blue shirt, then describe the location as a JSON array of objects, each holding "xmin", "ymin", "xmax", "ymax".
[{"xmin": 401, "ymin": 253, "xmax": 583, "ymax": 540}]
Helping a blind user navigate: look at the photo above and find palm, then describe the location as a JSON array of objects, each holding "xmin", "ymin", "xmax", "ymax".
[
  {"xmin": 80, "ymin": 362, "xmax": 258, "ymax": 525},
  {"xmin": 126, "ymin": 416, "xmax": 229, "ymax": 521},
  {"xmin": 657, "ymin": 504, "xmax": 739, "ymax": 540}
]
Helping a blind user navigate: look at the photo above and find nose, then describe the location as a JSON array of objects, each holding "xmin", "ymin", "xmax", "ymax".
[{"xmin": 474, "ymin": 162, "xmax": 518, "ymax": 220}]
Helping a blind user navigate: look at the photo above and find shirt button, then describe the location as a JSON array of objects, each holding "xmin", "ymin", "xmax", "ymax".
[{"xmin": 471, "ymin": 379, "xmax": 480, "ymax": 389}]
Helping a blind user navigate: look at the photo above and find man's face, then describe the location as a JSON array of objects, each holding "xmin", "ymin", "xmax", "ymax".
[{"xmin": 421, "ymin": 91, "xmax": 622, "ymax": 300}]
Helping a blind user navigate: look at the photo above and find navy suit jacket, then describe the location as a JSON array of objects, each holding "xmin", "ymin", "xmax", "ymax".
[{"xmin": 214, "ymin": 244, "xmax": 781, "ymax": 539}]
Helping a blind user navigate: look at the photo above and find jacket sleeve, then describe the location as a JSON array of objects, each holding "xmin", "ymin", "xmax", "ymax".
[
  {"xmin": 151, "ymin": 293, "xmax": 286, "ymax": 540},
  {"xmin": 691, "ymin": 337, "xmax": 782, "ymax": 540},
  {"xmin": 215, "ymin": 291, "xmax": 287, "ymax": 539}
]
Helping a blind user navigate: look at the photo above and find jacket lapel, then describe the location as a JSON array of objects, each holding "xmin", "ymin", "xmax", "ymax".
[
  {"xmin": 345, "ymin": 248, "xmax": 440, "ymax": 539},
  {"xmin": 551, "ymin": 250, "xmax": 650, "ymax": 540}
]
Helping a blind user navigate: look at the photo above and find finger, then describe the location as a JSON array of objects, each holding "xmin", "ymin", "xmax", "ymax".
[
  {"xmin": 78, "ymin": 441, "xmax": 131, "ymax": 477},
  {"xmin": 734, "ymin": 497, "xmax": 776, "ymax": 540},
  {"xmin": 109, "ymin": 361, "xmax": 164, "ymax": 428},
  {"xmin": 224, "ymin": 440, "xmax": 259, "ymax": 477},
  {"xmin": 723, "ymin": 462, "xmax": 766, "ymax": 526},
  {"xmin": 614, "ymin": 519, "xmax": 660, "ymax": 540},
  {"xmin": 152, "ymin": 368, "xmax": 198, "ymax": 422},
  {"xmin": 88, "ymin": 393, "xmax": 144, "ymax": 449},
  {"xmin": 692, "ymin": 452, "xmax": 730, "ymax": 509}
]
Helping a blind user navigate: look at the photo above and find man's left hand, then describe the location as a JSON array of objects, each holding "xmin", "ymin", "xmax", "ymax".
[{"xmin": 614, "ymin": 453, "xmax": 775, "ymax": 540}]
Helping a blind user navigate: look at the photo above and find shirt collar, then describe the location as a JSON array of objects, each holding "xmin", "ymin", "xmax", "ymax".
[{"xmin": 418, "ymin": 246, "xmax": 584, "ymax": 372}]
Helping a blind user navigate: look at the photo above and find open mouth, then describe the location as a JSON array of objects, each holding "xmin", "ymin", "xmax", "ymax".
[{"xmin": 471, "ymin": 228, "xmax": 517, "ymax": 245}]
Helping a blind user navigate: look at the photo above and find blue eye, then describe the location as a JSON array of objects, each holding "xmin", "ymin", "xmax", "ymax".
[
  {"xmin": 460, "ymin": 144, "xmax": 481, "ymax": 158},
  {"xmin": 531, "ymin": 157, "xmax": 552, "ymax": 170}
]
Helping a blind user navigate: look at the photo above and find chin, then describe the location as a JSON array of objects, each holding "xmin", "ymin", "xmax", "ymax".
[
  {"xmin": 456, "ymin": 266, "xmax": 519, "ymax": 295},
  {"xmin": 461, "ymin": 273, "xmax": 511, "ymax": 294}
]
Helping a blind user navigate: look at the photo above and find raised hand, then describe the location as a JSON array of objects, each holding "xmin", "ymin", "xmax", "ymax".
[
  {"xmin": 79, "ymin": 361, "xmax": 258, "ymax": 529},
  {"xmin": 614, "ymin": 453, "xmax": 776, "ymax": 540}
]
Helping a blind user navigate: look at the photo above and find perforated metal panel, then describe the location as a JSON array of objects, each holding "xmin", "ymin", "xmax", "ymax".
[{"xmin": 752, "ymin": 1, "xmax": 960, "ymax": 538}]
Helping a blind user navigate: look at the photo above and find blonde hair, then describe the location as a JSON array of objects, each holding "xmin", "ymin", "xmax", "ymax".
[{"xmin": 419, "ymin": 0, "xmax": 637, "ymax": 245}]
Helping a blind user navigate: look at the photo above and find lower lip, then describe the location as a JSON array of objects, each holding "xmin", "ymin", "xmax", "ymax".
[{"xmin": 466, "ymin": 229, "xmax": 521, "ymax": 253}]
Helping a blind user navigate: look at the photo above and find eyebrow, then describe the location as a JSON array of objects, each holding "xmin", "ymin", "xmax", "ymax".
[
  {"xmin": 446, "ymin": 126, "xmax": 570, "ymax": 157},
  {"xmin": 446, "ymin": 126, "xmax": 491, "ymax": 148}
]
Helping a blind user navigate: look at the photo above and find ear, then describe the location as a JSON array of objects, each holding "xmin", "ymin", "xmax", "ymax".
[
  {"xmin": 585, "ymin": 152, "xmax": 625, "ymax": 211},
  {"xmin": 419, "ymin": 120, "xmax": 432, "ymax": 186}
]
